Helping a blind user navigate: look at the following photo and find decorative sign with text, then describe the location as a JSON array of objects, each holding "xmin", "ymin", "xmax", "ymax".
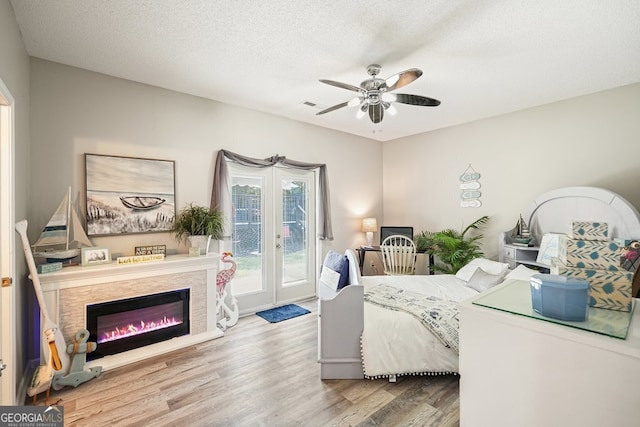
[
  {"xmin": 134, "ymin": 245, "xmax": 166, "ymax": 256},
  {"xmin": 117, "ymin": 254, "xmax": 165, "ymax": 265}
]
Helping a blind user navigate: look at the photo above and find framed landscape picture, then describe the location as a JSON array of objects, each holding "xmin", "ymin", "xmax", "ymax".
[{"xmin": 85, "ymin": 153, "xmax": 176, "ymax": 236}]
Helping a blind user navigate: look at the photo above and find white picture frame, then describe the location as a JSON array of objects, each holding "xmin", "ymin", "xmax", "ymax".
[{"xmin": 81, "ymin": 247, "xmax": 111, "ymax": 266}]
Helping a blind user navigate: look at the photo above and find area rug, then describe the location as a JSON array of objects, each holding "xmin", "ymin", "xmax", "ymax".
[{"xmin": 256, "ymin": 304, "xmax": 310, "ymax": 323}]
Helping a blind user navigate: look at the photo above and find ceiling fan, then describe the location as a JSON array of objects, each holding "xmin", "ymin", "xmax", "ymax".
[{"xmin": 317, "ymin": 64, "xmax": 440, "ymax": 124}]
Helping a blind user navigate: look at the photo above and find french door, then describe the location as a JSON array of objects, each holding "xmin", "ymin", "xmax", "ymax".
[{"xmin": 226, "ymin": 163, "xmax": 316, "ymax": 313}]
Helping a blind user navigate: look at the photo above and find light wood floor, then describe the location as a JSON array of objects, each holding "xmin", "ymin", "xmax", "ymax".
[{"xmin": 37, "ymin": 300, "xmax": 460, "ymax": 426}]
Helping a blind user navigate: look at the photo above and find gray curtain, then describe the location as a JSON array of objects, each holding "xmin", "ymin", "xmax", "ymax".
[{"xmin": 211, "ymin": 149, "xmax": 333, "ymax": 240}]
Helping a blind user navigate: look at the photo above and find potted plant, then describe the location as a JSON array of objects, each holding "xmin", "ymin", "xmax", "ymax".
[
  {"xmin": 415, "ymin": 215, "xmax": 489, "ymax": 274},
  {"xmin": 171, "ymin": 203, "xmax": 225, "ymax": 255}
]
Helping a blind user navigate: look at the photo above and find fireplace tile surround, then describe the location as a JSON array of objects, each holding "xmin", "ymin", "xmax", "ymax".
[{"xmin": 38, "ymin": 254, "xmax": 223, "ymax": 371}]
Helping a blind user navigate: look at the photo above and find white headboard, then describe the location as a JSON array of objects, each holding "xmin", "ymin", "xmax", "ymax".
[
  {"xmin": 499, "ymin": 186, "xmax": 640, "ymax": 261},
  {"xmin": 525, "ymin": 186, "xmax": 640, "ymax": 240}
]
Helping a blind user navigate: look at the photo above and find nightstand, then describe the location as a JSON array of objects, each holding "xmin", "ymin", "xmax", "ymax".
[{"xmin": 503, "ymin": 244, "xmax": 548, "ymax": 271}]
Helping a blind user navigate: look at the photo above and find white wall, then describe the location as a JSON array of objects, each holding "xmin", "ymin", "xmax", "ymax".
[
  {"xmin": 0, "ymin": 0, "xmax": 31, "ymax": 401},
  {"xmin": 29, "ymin": 59, "xmax": 383, "ymax": 258},
  {"xmin": 383, "ymin": 83, "xmax": 640, "ymax": 259}
]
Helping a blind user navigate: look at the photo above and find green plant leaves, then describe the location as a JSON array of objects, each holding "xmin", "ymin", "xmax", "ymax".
[
  {"xmin": 414, "ymin": 215, "xmax": 489, "ymax": 274},
  {"xmin": 171, "ymin": 203, "xmax": 225, "ymax": 242}
]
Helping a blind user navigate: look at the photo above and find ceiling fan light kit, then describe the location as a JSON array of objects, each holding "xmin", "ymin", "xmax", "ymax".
[{"xmin": 317, "ymin": 64, "xmax": 440, "ymax": 124}]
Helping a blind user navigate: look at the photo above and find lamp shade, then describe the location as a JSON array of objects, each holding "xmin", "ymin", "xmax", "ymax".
[{"xmin": 362, "ymin": 217, "xmax": 378, "ymax": 233}]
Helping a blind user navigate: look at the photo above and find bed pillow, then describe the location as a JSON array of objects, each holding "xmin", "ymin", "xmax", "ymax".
[
  {"xmin": 466, "ymin": 267, "xmax": 503, "ymax": 292},
  {"xmin": 344, "ymin": 249, "xmax": 362, "ymax": 285},
  {"xmin": 319, "ymin": 250, "xmax": 350, "ymax": 291},
  {"xmin": 456, "ymin": 258, "xmax": 510, "ymax": 282},
  {"xmin": 505, "ymin": 264, "xmax": 539, "ymax": 281}
]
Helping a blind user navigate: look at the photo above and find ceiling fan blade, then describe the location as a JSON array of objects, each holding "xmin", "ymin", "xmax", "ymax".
[
  {"xmin": 316, "ymin": 96, "xmax": 362, "ymax": 115},
  {"xmin": 384, "ymin": 68, "xmax": 423, "ymax": 91},
  {"xmin": 316, "ymin": 101, "xmax": 350, "ymax": 115},
  {"xmin": 368, "ymin": 103, "xmax": 384, "ymax": 124},
  {"xmin": 319, "ymin": 79, "xmax": 363, "ymax": 93},
  {"xmin": 394, "ymin": 93, "xmax": 441, "ymax": 107}
]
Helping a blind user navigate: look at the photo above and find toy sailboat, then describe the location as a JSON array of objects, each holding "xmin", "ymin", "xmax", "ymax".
[
  {"xmin": 511, "ymin": 214, "xmax": 533, "ymax": 245},
  {"xmin": 33, "ymin": 187, "xmax": 93, "ymax": 262}
]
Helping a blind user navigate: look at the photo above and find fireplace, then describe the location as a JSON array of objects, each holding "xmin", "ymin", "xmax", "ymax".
[{"xmin": 86, "ymin": 288, "xmax": 190, "ymax": 361}]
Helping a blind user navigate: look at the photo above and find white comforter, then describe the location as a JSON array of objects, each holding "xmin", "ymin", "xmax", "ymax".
[{"xmin": 359, "ymin": 274, "xmax": 479, "ymax": 378}]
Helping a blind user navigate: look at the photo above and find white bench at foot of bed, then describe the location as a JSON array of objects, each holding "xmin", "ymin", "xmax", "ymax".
[{"xmin": 318, "ymin": 284, "xmax": 364, "ymax": 379}]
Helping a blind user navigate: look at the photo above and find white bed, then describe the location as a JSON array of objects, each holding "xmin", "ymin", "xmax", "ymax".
[
  {"xmin": 359, "ymin": 273, "xmax": 477, "ymax": 378},
  {"xmin": 318, "ymin": 249, "xmax": 519, "ymax": 380}
]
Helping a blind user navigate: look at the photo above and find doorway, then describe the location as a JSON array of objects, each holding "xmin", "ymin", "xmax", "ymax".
[
  {"xmin": 225, "ymin": 163, "xmax": 317, "ymax": 313},
  {"xmin": 0, "ymin": 77, "xmax": 16, "ymax": 405}
]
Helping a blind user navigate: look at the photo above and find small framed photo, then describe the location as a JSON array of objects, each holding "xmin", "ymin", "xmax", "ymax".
[{"xmin": 81, "ymin": 247, "xmax": 111, "ymax": 266}]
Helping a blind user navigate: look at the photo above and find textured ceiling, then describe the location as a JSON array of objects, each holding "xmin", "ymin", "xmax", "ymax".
[{"xmin": 10, "ymin": 0, "xmax": 640, "ymax": 141}]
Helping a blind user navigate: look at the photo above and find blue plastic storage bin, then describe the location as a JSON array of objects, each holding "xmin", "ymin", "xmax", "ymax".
[{"xmin": 530, "ymin": 274, "xmax": 590, "ymax": 321}]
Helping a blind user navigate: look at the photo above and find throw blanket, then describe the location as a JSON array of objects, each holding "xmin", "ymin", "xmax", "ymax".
[{"xmin": 364, "ymin": 284, "xmax": 460, "ymax": 354}]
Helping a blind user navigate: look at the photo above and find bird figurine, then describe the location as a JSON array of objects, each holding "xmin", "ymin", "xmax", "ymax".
[
  {"xmin": 216, "ymin": 252, "xmax": 237, "ymax": 293},
  {"xmin": 216, "ymin": 252, "xmax": 239, "ymax": 330},
  {"xmin": 27, "ymin": 362, "xmax": 53, "ymax": 405},
  {"xmin": 27, "ymin": 327, "xmax": 59, "ymax": 405}
]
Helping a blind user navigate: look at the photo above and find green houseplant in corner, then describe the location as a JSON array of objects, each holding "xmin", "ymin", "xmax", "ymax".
[
  {"xmin": 415, "ymin": 215, "xmax": 489, "ymax": 274},
  {"xmin": 171, "ymin": 203, "xmax": 225, "ymax": 255}
]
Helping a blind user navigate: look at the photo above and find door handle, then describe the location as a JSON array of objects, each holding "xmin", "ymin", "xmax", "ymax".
[{"xmin": 276, "ymin": 243, "xmax": 282, "ymax": 249}]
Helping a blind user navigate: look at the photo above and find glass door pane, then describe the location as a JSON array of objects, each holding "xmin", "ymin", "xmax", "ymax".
[
  {"xmin": 275, "ymin": 168, "xmax": 316, "ymax": 302},
  {"xmin": 231, "ymin": 174, "xmax": 264, "ymax": 295},
  {"xmin": 281, "ymin": 178, "xmax": 308, "ymax": 285}
]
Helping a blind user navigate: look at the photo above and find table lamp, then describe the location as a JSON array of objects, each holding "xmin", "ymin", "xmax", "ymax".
[{"xmin": 362, "ymin": 218, "xmax": 377, "ymax": 246}]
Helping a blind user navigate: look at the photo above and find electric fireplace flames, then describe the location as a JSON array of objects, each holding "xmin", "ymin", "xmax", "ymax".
[
  {"xmin": 86, "ymin": 288, "xmax": 190, "ymax": 360},
  {"xmin": 98, "ymin": 308, "xmax": 182, "ymax": 343}
]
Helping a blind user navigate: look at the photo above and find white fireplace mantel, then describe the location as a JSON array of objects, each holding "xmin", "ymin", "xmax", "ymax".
[{"xmin": 37, "ymin": 253, "xmax": 223, "ymax": 371}]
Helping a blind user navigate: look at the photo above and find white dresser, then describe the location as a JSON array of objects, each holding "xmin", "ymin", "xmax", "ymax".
[{"xmin": 459, "ymin": 280, "xmax": 640, "ymax": 427}]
